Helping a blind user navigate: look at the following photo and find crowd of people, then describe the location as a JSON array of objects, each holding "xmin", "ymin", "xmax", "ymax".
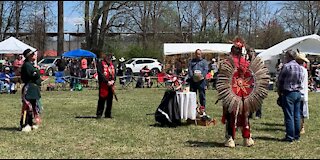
[
  {"xmin": 0, "ymin": 35, "xmax": 317, "ymax": 150},
  {"xmin": 0, "ymin": 54, "xmax": 24, "ymax": 94}
]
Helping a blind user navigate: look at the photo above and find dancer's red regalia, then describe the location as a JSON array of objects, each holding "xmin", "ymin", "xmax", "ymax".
[{"xmin": 217, "ymin": 37, "xmax": 269, "ymax": 147}]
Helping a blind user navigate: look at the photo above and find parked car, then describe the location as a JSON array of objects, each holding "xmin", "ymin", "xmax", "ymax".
[
  {"xmin": 38, "ymin": 57, "xmax": 60, "ymax": 76},
  {"xmin": 125, "ymin": 58, "xmax": 162, "ymax": 75}
]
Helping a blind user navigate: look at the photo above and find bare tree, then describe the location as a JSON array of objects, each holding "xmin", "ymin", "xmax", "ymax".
[
  {"xmin": 198, "ymin": 1, "xmax": 213, "ymax": 41},
  {"xmin": 1, "ymin": 2, "xmax": 15, "ymax": 40},
  {"xmin": 279, "ymin": 1, "xmax": 320, "ymax": 36},
  {"xmin": 15, "ymin": 1, "xmax": 23, "ymax": 38}
]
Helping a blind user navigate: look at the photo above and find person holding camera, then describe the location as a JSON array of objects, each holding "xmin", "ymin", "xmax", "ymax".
[{"xmin": 187, "ymin": 49, "xmax": 208, "ymax": 117}]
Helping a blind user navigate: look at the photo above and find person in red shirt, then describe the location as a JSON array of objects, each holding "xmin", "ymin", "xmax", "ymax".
[
  {"xmin": 80, "ymin": 57, "xmax": 88, "ymax": 87},
  {"xmin": 13, "ymin": 54, "xmax": 24, "ymax": 88}
]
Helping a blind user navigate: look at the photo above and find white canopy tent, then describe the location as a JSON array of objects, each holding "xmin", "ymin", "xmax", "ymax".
[
  {"xmin": 0, "ymin": 37, "xmax": 36, "ymax": 54},
  {"xmin": 0, "ymin": 37, "xmax": 38, "ymax": 64},
  {"xmin": 257, "ymin": 34, "xmax": 320, "ymax": 74},
  {"xmin": 163, "ymin": 43, "xmax": 265, "ymax": 56},
  {"xmin": 163, "ymin": 43, "xmax": 234, "ymax": 56}
]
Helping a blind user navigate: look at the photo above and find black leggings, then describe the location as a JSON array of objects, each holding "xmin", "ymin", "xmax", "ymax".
[{"xmin": 96, "ymin": 90, "xmax": 113, "ymax": 117}]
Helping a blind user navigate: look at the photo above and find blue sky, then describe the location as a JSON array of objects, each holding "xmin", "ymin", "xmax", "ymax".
[
  {"xmin": 52, "ymin": 1, "xmax": 283, "ymax": 33},
  {"xmin": 49, "ymin": 1, "xmax": 84, "ymax": 32}
]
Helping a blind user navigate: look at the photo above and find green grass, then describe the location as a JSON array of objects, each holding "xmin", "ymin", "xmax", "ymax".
[{"xmin": 0, "ymin": 86, "xmax": 320, "ymax": 158}]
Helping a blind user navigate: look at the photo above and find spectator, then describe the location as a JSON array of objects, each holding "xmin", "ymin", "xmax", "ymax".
[
  {"xmin": 310, "ymin": 58, "xmax": 319, "ymax": 78},
  {"xmin": 69, "ymin": 59, "xmax": 81, "ymax": 91},
  {"xmin": 111, "ymin": 55, "xmax": 117, "ymax": 78},
  {"xmin": 3, "ymin": 57, "xmax": 11, "ymax": 67},
  {"xmin": 140, "ymin": 65, "xmax": 152, "ymax": 88},
  {"xmin": 80, "ymin": 57, "xmax": 89, "ymax": 87},
  {"xmin": 187, "ymin": 49, "xmax": 208, "ymax": 117},
  {"xmin": 56, "ymin": 58, "xmax": 66, "ymax": 72},
  {"xmin": 0, "ymin": 67, "xmax": 16, "ymax": 94},
  {"xmin": 315, "ymin": 66, "xmax": 320, "ymax": 88},
  {"xmin": 209, "ymin": 58, "xmax": 218, "ymax": 89},
  {"xmin": 295, "ymin": 52, "xmax": 309, "ymax": 134},
  {"xmin": 13, "ymin": 54, "xmax": 24, "ymax": 88},
  {"xmin": 117, "ymin": 57, "xmax": 126, "ymax": 76},
  {"xmin": 277, "ymin": 50, "xmax": 304, "ymax": 143},
  {"xmin": 117, "ymin": 57, "xmax": 126, "ymax": 86},
  {"xmin": 174, "ymin": 59, "xmax": 183, "ymax": 75}
]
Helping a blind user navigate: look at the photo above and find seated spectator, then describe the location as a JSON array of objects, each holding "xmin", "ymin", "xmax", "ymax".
[
  {"xmin": 168, "ymin": 76, "xmax": 183, "ymax": 92},
  {"xmin": 0, "ymin": 67, "xmax": 16, "ymax": 94},
  {"xmin": 315, "ymin": 66, "xmax": 320, "ymax": 88},
  {"xmin": 308, "ymin": 76, "xmax": 317, "ymax": 92},
  {"xmin": 140, "ymin": 65, "xmax": 152, "ymax": 88}
]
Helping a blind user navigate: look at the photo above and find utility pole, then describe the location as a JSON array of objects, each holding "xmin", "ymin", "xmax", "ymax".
[
  {"xmin": 75, "ymin": 23, "xmax": 82, "ymax": 49},
  {"xmin": 57, "ymin": 1, "xmax": 64, "ymax": 55}
]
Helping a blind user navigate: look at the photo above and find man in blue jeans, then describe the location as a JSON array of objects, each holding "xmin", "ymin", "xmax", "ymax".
[
  {"xmin": 277, "ymin": 50, "xmax": 304, "ymax": 142},
  {"xmin": 188, "ymin": 49, "xmax": 208, "ymax": 117}
]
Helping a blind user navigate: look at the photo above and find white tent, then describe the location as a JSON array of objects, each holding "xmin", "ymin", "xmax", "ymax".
[
  {"xmin": 258, "ymin": 34, "xmax": 320, "ymax": 61},
  {"xmin": 163, "ymin": 43, "xmax": 233, "ymax": 56},
  {"xmin": 0, "ymin": 37, "xmax": 36, "ymax": 54},
  {"xmin": 257, "ymin": 34, "xmax": 320, "ymax": 74},
  {"xmin": 163, "ymin": 43, "xmax": 265, "ymax": 55}
]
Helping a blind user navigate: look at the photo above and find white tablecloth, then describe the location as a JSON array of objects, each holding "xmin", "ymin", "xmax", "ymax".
[{"xmin": 176, "ymin": 92, "xmax": 197, "ymax": 120}]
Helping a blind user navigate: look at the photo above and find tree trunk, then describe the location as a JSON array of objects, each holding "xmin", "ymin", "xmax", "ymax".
[
  {"xmin": 200, "ymin": 1, "xmax": 208, "ymax": 41},
  {"xmin": 3, "ymin": 4, "xmax": 14, "ymax": 40},
  {"xmin": 90, "ymin": 1, "xmax": 101, "ymax": 52},
  {"xmin": 97, "ymin": 1, "xmax": 110, "ymax": 51},
  {"xmin": 235, "ymin": 1, "xmax": 241, "ymax": 35},
  {"xmin": 0, "ymin": 1, "xmax": 4, "ymax": 40},
  {"xmin": 85, "ymin": 1, "xmax": 90, "ymax": 50},
  {"xmin": 15, "ymin": 1, "xmax": 21, "ymax": 38},
  {"xmin": 57, "ymin": 1, "xmax": 64, "ymax": 55},
  {"xmin": 176, "ymin": 1, "xmax": 184, "ymax": 42},
  {"xmin": 42, "ymin": 3, "xmax": 46, "ymax": 59}
]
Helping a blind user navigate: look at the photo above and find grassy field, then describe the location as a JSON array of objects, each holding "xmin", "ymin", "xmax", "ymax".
[{"xmin": 0, "ymin": 85, "xmax": 320, "ymax": 159}]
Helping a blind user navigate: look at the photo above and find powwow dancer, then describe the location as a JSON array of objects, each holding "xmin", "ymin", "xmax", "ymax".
[
  {"xmin": 216, "ymin": 37, "xmax": 269, "ymax": 147},
  {"xmin": 96, "ymin": 52, "xmax": 116, "ymax": 119},
  {"xmin": 20, "ymin": 49, "xmax": 43, "ymax": 132}
]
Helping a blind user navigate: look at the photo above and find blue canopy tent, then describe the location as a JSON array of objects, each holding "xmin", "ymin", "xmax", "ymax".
[
  {"xmin": 62, "ymin": 49, "xmax": 97, "ymax": 81},
  {"xmin": 62, "ymin": 49, "xmax": 97, "ymax": 58}
]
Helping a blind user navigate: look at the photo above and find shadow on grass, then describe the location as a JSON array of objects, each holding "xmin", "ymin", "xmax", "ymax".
[
  {"xmin": 75, "ymin": 116, "xmax": 98, "ymax": 119},
  {"xmin": 255, "ymin": 127, "xmax": 285, "ymax": 132},
  {"xmin": 149, "ymin": 122, "xmax": 191, "ymax": 128},
  {"xmin": 186, "ymin": 140, "xmax": 225, "ymax": 148},
  {"xmin": 0, "ymin": 127, "xmax": 19, "ymax": 132},
  {"xmin": 258, "ymin": 122, "xmax": 284, "ymax": 127},
  {"xmin": 254, "ymin": 136, "xmax": 282, "ymax": 142}
]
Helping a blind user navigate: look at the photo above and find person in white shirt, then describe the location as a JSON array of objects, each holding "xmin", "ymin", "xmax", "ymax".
[{"xmin": 295, "ymin": 52, "xmax": 309, "ymax": 134}]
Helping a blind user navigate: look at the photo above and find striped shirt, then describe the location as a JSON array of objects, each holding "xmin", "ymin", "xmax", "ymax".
[{"xmin": 277, "ymin": 60, "xmax": 304, "ymax": 92}]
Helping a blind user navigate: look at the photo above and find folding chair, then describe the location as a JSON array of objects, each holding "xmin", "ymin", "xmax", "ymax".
[
  {"xmin": 156, "ymin": 72, "xmax": 166, "ymax": 87},
  {"xmin": 55, "ymin": 71, "xmax": 66, "ymax": 90}
]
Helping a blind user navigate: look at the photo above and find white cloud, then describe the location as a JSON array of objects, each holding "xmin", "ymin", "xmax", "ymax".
[
  {"xmin": 63, "ymin": 17, "xmax": 84, "ymax": 32},
  {"xmin": 64, "ymin": 17, "xmax": 84, "ymax": 25}
]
